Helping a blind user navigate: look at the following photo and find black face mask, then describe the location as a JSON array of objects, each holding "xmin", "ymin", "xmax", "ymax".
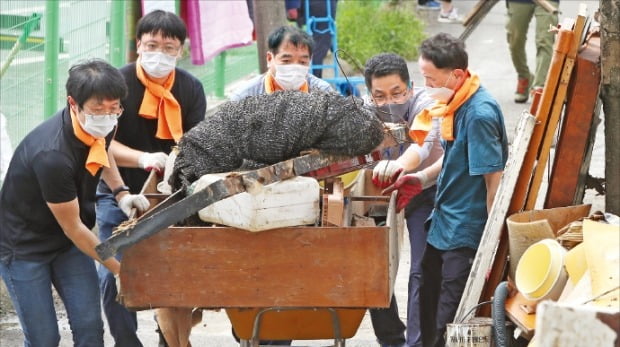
[{"xmin": 372, "ymin": 98, "xmax": 412, "ymax": 124}]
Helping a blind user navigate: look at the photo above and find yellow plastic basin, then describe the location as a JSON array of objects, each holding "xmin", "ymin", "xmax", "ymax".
[{"xmin": 515, "ymin": 239, "xmax": 567, "ymax": 301}]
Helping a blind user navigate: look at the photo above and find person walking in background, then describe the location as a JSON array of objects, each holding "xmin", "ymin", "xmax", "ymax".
[
  {"xmin": 365, "ymin": 53, "xmax": 443, "ymax": 347},
  {"xmin": 404, "ymin": 33, "xmax": 508, "ymax": 346},
  {"xmin": 0, "ymin": 59, "xmax": 148, "ymax": 347},
  {"xmin": 438, "ymin": 0, "xmax": 463, "ymax": 23},
  {"xmin": 418, "ymin": 0, "xmax": 441, "ymax": 11},
  {"xmin": 285, "ymin": 0, "xmax": 338, "ymax": 78},
  {"xmin": 506, "ymin": 0, "xmax": 559, "ymax": 103},
  {"xmin": 95, "ymin": 9, "xmax": 206, "ymax": 346}
]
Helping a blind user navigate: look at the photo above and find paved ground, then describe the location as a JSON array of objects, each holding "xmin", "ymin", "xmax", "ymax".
[{"xmin": 0, "ymin": 0, "xmax": 604, "ymax": 346}]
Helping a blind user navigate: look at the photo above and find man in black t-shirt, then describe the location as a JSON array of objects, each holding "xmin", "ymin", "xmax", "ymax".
[
  {"xmin": 0, "ymin": 59, "xmax": 148, "ymax": 347},
  {"xmin": 95, "ymin": 10, "xmax": 206, "ymax": 346}
]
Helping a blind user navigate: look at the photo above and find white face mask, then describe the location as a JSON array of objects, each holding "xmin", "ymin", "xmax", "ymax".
[
  {"xmin": 82, "ymin": 114, "xmax": 118, "ymax": 138},
  {"xmin": 426, "ymin": 72, "xmax": 455, "ymax": 103},
  {"xmin": 140, "ymin": 51, "xmax": 176, "ymax": 78},
  {"xmin": 274, "ymin": 64, "xmax": 309, "ymax": 90}
]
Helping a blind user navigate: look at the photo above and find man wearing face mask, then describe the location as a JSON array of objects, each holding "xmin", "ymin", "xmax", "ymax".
[
  {"xmin": 0, "ymin": 59, "xmax": 149, "ymax": 346},
  {"xmin": 396, "ymin": 33, "xmax": 508, "ymax": 347},
  {"xmin": 227, "ymin": 24, "xmax": 332, "ymax": 347},
  {"xmin": 95, "ymin": 10, "xmax": 206, "ymax": 346},
  {"xmin": 364, "ymin": 53, "xmax": 443, "ymax": 347},
  {"xmin": 229, "ymin": 25, "xmax": 333, "ymax": 101}
]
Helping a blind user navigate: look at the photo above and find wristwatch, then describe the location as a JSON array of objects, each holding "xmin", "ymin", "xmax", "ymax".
[{"xmin": 111, "ymin": 185, "xmax": 130, "ymax": 197}]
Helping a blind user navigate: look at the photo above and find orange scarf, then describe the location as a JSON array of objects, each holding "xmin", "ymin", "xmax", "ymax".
[
  {"xmin": 410, "ymin": 71, "xmax": 480, "ymax": 146},
  {"xmin": 136, "ymin": 59, "xmax": 183, "ymax": 142},
  {"xmin": 70, "ymin": 109, "xmax": 109, "ymax": 176},
  {"xmin": 264, "ymin": 72, "xmax": 309, "ymax": 94}
]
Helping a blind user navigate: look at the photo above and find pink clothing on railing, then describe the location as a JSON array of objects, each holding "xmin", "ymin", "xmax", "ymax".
[{"xmin": 186, "ymin": 0, "xmax": 254, "ymax": 65}]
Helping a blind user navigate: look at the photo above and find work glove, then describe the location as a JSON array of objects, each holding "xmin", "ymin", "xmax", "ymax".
[
  {"xmin": 138, "ymin": 152, "xmax": 168, "ymax": 175},
  {"xmin": 382, "ymin": 173, "xmax": 424, "ymax": 213},
  {"xmin": 118, "ymin": 194, "xmax": 150, "ymax": 217},
  {"xmin": 372, "ymin": 160, "xmax": 404, "ymax": 189}
]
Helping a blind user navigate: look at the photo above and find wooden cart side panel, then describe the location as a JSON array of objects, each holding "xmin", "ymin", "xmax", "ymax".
[{"xmin": 120, "ymin": 226, "xmax": 391, "ymax": 309}]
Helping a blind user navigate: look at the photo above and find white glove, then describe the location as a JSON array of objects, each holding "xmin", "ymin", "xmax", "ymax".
[
  {"xmin": 411, "ymin": 170, "xmax": 432, "ymax": 189},
  {"xmin": 118, "ymin": 194, "xmax": 150, "ymax": 217},
  {"xmin": 138, "ymin": 152, "xmax": 168, "ymax": 174},
  {"xmin": 372, "ymin": 160, "xmax": 404, "ymax": 188}
]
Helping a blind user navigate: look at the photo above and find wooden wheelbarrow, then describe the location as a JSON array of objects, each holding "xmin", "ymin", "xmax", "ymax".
[
  {"xmin": 118, "ymin": 173, "xmax": 402, "ymax": 346},
  {"xmin": 106, "ymin": 127, "xmax": 408, "ymax": 346},
  {"xmin": 120, "ymin": 175, "xmax": 403, "ymax": 346}
]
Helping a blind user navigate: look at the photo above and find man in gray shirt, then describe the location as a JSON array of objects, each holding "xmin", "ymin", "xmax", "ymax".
[{"xmin": 230, "ymin": 25, "xmax": 332, "ymax": 101}]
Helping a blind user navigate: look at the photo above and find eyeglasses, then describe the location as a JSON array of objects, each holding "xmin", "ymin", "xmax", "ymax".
[
  {"xmin": 372, "ymin": 89, "xmax": 410, "ymax": 105},
  {"xmin": 142, "ymin": 42, "xmax": 181, "ymax": 56},
  {"xmin": 82, "ymin": 105, "xmax": 124, "ymax": 118}
]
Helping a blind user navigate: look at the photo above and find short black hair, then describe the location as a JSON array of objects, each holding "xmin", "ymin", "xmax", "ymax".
[
  {"xmin": 364, "ymin": 53, "xmax": 410, "ymax": 89},
  {"xmin": 136, "ymin": 10, "xmax": 187, "ymax": 45},
  {"xmin": 419, "ymin": 33, "xmax": 468, "ymax": 70},
  {"xmin": 267, "ymin": 25, "xmax": 314, "ymax": 56},
  {"xmin": 66, "ymin": 59, "xmax": 127, "ymax": 108}
]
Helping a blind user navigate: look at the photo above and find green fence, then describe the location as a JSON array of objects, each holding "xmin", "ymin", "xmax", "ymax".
[{"xmin": 0, "ymin": 0, "xmax": 258, "ymax": 149}]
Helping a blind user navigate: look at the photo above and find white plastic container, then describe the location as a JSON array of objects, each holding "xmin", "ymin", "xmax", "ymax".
[{"xmin": 192, "ymin": 174, "xmax": 320, "ymax": 232}]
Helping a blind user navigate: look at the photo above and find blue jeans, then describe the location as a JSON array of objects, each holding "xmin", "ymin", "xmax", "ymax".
[
  {"xmin": 403, "ymin": 186, "xmax": 436, "ymax": 347},
  {"xmin": 96, "ymin": 192, "xmax": 143, "ymax": 347},
  {"xmin": 0, "ymin": 246, "xmax": 103, "ymax": 347}
]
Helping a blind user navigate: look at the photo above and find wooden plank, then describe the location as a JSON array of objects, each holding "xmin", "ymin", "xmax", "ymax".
[
  {"xmin": 120, "ymin": 226, "xmax": 393, "ymax": 309},
  {"xmin": 504, "ymin": 292, "xmax": 537, "ymax": 340},
  {"xmin": 454, "ymin": 111, "xmax": 537, "ymax": 322},
  {"xmin": 325, "ymin": 178, "xmax": 345, "ymax": 226},
  {"xmin": 386, "ymin": 191, "xmax": 403, "ymax": 299},
  {"xmin": 544, "ymin": 36, "xmax": 601, "ymax": 208},
  {"xmin": 509, "ymin": 25, "xmax": 571, "ymax": 213},
  {"xmin": 525, "ymin": 14, "xmax": 586, "ymax": 209},
  {"xmin": 459, "ymin": 0, "xmax": 500, "ymax": 42}
]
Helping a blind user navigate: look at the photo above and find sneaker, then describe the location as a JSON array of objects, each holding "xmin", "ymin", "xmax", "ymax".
[
  {"xmin": 418, "ymin": 0, "xmax": 441, "ymax": 10},
  {"xmin": 438, "ymin": 7, "xmax": 463, "ymax": 23},
  {"xmin": 514, "ymin": 75, "xmax": 533, "ymax": 103}
]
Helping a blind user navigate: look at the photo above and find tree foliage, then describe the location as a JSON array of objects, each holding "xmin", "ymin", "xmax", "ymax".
[{"xmin": 336, "ymin": 1, "xmax": 426, "ymax": 71}]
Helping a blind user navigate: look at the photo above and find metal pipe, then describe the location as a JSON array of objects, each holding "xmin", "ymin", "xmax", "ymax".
[
  {"xmin": 109, "ymin": 0, "xmax": 126, "ymax": 67},
  {"xmin": 44, "ymin": 0, "xmax": 59, "ymax": 119},
  {"xmin": 214, "ymin": 51, "xmax": 227, "ymax": 98}
]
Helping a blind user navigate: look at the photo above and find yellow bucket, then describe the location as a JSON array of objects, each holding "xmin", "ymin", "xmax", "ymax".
[
  {"xmin": 515, "ymin": 239, "xmax": 568, "ymax": 301},
  {"xmin": 318, "ymin": 170, "xmax": 362, "ymax": 193}
]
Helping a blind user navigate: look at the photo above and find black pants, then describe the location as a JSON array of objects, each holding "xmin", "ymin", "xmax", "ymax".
[
  {"xmin": 419, "ymin": 245, "xmax": 476, "ymax": 347},
  {"xmin": 370, "ymin": 294, "xmax": 406, "ymax": 345}
]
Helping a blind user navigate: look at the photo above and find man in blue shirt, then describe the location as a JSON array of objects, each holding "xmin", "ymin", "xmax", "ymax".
[{"xmin": 388, "ymin": 33, "xmax": 508, "ymax": 347}]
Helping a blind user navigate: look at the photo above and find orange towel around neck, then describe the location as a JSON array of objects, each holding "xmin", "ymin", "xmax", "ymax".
[
  {"xmin": 264, "ymin": 72, "xmax": 309, "ymax": 94},
  {"xmin": 410, "ymin": 71, "xmax": 480, "ymax": 146},
  {"xmin": 136, "ymin": 59, "xmax": 183, "ymax": 142},
  {"xmin": 70, "ymin": 109, "xmax": 109, "ymax": 176}
]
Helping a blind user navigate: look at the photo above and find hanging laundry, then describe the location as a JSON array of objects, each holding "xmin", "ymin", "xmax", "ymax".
[{"xmin": 185, "ymin": 0, "xmax": 254, "ymax": 65}]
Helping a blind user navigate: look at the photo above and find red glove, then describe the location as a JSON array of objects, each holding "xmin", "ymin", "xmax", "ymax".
[
  {"xmin": 371, "ymin": 160, "xmax": 404, "ymax": 189},
  {"xmin": 381, "ymin": 174, "xmax": 423, "ymax": 213}
]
